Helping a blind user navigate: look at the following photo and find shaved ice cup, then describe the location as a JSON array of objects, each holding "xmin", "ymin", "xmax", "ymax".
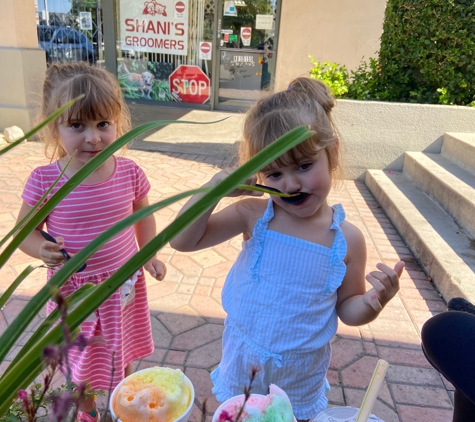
[
  {"xmin": 109, "ymin": 367, "xmax": 195, "ymax": 422},
  {"xmin": 212, "ymin": 394, "xmax": 297, "ymax": 422}
]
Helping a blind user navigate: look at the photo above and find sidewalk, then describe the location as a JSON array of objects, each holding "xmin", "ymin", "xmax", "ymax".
[{"xmin": 0, "ymin": 114, "xmax": 453, "ymax": 421}]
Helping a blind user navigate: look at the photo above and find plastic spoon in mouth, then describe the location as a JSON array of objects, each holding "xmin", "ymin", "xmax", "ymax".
[
  {"xmin": 255, "ymin": 184, "xmax": 309, "ymax": 205},
  {"xmin": 39, "ymin": 230, "xmax": 87, "ymax": 273}
]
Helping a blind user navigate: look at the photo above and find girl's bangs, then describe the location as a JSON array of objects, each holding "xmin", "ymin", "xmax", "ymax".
[
  {"xmin": 274, "ymin": 136, "xmax": 323, "ymax": 167},
  {"xmin": 60, "ymin": 77, "xmax": 122, "ymax": 124}
]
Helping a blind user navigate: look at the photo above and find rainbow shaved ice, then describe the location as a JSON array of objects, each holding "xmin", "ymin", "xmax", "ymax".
[
  {"xmin": 112, "ymin": 367, "xmax": 191, "ymax": 422},
  {"xmin": 214, "ymin": 384, "xmax": 294, "ymax": 422}
]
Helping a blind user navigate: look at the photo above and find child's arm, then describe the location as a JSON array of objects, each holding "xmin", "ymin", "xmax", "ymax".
[
  {"xmin": 15, "ymin": 201, "xmax": 66, "ymax": 267},
  {"xmin": 133, "ymin": 195, "xmax": 167, "ymax": 281},
  {"xmin": 170, "ymin": 168, "xmax": 262, "ymax": 252},
  {"xmin": 336, "ymin": 221, "xmax": 405, "ymax": 326}
]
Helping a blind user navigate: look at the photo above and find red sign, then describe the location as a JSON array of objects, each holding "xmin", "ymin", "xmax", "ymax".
[
  {"xmin": 169, "ymin": 65, "xmax": 210, "ymax": 104},
  {"xmin": 241, "ymin": 27, "xmax": 252, "ymax": 40},
  {"xmin": 200, "ymin": 42, "xmax": 211, "ymax": 54},
  {"xmin": 175, "ymin": 1, "xmax": 185, "ymax": 13}
]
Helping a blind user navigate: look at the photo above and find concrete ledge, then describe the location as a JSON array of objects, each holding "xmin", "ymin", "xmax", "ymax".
[
  {"xmin": 403, "ymin": 152, "xmax": 475, "ymax": 239},
  {"xmin": 365, "ymin": 169, "xmax": 475, "ymax": 304},
  {"xmin": 442, "ymin": 132, "xmax": 475, "ymax": 176},
  {"xmin": 334, "ymin": 100, "xmax": 475, "ymax": 179}
]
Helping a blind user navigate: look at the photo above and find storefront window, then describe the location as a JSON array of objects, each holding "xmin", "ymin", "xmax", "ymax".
[{"xmin": 117, "ymin": 0, "xmax": 214, "ymax": 104}]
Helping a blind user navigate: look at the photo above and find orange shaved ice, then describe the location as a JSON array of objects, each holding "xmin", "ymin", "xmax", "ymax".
[{"xmin": 112, "ymin": 367, "xmax": 191, "ymax": 422}]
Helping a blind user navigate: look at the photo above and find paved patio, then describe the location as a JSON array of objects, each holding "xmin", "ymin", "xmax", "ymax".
[{"xmin": 0, "ymin": 139, "xmax": 454, "ymax": 422}]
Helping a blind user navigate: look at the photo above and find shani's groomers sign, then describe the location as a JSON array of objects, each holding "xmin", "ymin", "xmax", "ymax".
[{"xmin": 120, "ymin": 0, "xmax": 188, "ymax": 55}]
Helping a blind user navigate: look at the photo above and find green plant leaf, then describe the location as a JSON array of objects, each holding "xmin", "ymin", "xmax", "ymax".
[
  {"xmin": 0, "ymin": 124, "xmax": 313, "ymax": 413},
  {"xmin": 0, "ymin": 187, "xmax": 209, "ymax": 365},
  {"xmin": 1, "ymin": 283, "xmax": 94, "ymax": 380},
  {"xmin": 0, "ymin": 153, "xmax": 74, "ymax": 250},
  {"xmin": 0, "ymin": 96, "xmax": 84, "ymax": 156},
  {"xmin": 0, "ymin": 118, "xmax": 226, "ymax": 369}
]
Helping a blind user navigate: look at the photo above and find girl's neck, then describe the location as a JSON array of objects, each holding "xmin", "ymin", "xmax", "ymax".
[
  {"xmin": 269, "ymin": 200, "xmax": 335, "ymax": 246},
  {"xmin": 58, "ymin": 155, "xmax": 116, "ymax": 184}
]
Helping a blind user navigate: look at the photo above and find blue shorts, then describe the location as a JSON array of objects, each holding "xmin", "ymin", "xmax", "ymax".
[{"xmin": 211, "ymin": 325, "xmax": 330, "ymax": 420}]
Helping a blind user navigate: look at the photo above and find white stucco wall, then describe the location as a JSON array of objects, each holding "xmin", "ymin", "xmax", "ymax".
[
  {"xmin": 334, "ymin": 100, "xmax": 475, "ymax": 179},
  {"xmin": 0, "ymin": 0, "xmax": 46, "ymax": 132},
  {"xmin": 275, "ymin": 0, "xmax": 387, "ymax": 89}
]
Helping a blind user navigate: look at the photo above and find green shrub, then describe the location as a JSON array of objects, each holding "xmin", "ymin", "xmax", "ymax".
[
  {"xmin": 310, "ymin": 0, "xmax": 475, "ymax": 105},
  {"xmin": 308, "ymin": 57, "xmax": 349, "ymax": 97},
  {"xmin": 378, "ymin": 0, "xmax": 475, "ymax": 105}
]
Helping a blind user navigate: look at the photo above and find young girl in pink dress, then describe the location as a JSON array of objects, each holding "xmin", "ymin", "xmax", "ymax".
[{"xmin": 16, "ymin": 62, "xmax": 166, "ymax": 421}]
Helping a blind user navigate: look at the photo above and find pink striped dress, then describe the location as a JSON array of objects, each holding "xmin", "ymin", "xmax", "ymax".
[{"xmin": 21, "ymin": 156, "xmax": 154, "ymax": 390}]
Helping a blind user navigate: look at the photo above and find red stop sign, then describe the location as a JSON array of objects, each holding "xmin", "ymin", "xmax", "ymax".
[
  {"xmin": 169, "ymin": 65, "xmax": 210, "ymax": 104},
  {"xmin": 241, "ymin": 27, "xmax": 252, "ymax": 39}
]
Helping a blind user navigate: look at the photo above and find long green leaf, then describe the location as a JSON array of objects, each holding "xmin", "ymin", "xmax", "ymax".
[
  {"xmin": 0, "ymin": 266, "xmax": 35, "ymax": 310},
  {"xmin": 0, "ymin": 118, "xmax": 225, "ymax": 270},
  {"xmin": 0, "ymin": 119, "xmax": 224, "ymax": 362},
  {"xmin": 0, "ymin": 153, "xmax": 75, "ymax": 250},
  {"xmin": 1, "ymin": 284, "xmax": 94, "ymax": 379},
  {"xmin": 0, "ymin": 96, "xmax": 84, "ymax": 156},
  {"xmin": 0, "ymin": 125, "xmax": 313, "ymax": 412},
  {"xmin": 0, "ymin": 127, "xmax": 312, "ymax": 415},
  {"xmin": 0, "ymin": 188, "xmax": 210, "ymax": 363}
]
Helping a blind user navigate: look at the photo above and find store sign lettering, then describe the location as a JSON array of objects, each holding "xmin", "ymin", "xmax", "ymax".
[
  {"xmin": 120, "ymin": 0, "xmax": 188, "ymax": 55},
  {"xmin": 232, "ymin": 55, "xmax": 256, "ymax": 66}
]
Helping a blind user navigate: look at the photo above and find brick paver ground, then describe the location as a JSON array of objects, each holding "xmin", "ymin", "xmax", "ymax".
[{"xmin": 0, "ymin": 141, "xmax": 454, "ymax": 421}]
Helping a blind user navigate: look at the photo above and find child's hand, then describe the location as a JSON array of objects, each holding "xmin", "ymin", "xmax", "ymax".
[
  {"xmin": 144, "ymin": 258, "xmax": 167, "ymax": 281},
  {"xmin": 39, "ymin": 236, "xmax": 66, "ymax": 267},
  {"xmin": 363, "ymin": 261, "xmax": 405, "ymax": 312},
  {"xmin": 209, "ymin": 168, "xmax": 263, "ymax": 197}
]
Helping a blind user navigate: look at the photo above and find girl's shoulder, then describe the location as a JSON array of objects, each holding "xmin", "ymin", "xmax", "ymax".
[
  {"xmin": 115, "ymin": 156, "xmax": 147, "ymax": 177},
  {"xmin": 115, "ymin": 156, "xmax": 140, "ymax": 170},
  {"xmin": 340, "ymin": 219, "xmax": 365, "ymax": 258},
  {"xmin": 28, "ymin": 161, "xmax": 60, "ymax": 181},
  {"xmin": 235, "ymin": 197, "xmax": 268, "ymax": 218},
  {"xmin": 234, "ymin": 197, "xmax": 269, "ymax": 235}
]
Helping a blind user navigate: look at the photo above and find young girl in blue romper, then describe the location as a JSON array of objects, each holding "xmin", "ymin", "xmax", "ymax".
[{"xmin": 171, "ymin": 77, "xmax": 405, "ymax": 421}]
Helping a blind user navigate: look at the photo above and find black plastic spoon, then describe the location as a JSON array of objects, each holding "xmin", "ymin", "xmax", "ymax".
[
  {"xmin": 40, "ymin": 230, "xmax": 87, "ymax": 273},
  {"xmin": 255, "ymin": 184, "xmax": 309, "ymax": 205}
]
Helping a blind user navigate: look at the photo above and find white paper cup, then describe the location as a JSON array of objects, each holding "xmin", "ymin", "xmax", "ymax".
[
  {"xmin": 110, "ymin": 367, "xmax": 195, "ymax": 422},
  {"xmin": 212, "ymin": 394, "xmax": 297, "ymax": 422},
  {"xmin": 313, "ymin": 406, "xmax": 384, "ymax": 422}
]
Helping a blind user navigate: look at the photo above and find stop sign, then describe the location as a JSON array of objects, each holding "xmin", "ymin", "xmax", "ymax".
[{"xmin": 169, "ymin": 65, "xmax": 210, "ymax": 104}]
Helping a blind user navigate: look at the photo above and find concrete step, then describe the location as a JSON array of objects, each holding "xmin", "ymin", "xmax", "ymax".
[
  {"xmin": 365, "ymin": 169, "xmax": 475, "ymax": 304},
  {"xmin": 442, "ymin": 132, "xmax": 475, "ymax": 176},
  {"xmin": 403, "ymin": 151, "xmax": 475, "ymax": 239}
]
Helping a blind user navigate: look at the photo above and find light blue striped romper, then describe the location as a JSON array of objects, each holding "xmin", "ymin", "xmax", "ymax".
[{"xmin": 211, "ymin": 199, "xmax": 347, "ymax": 420}]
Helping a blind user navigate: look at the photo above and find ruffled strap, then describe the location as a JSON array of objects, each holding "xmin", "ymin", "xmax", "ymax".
[
  {"xmin": 249, "ymin": 198, "xmax": 274, "ymax": 282},
  {"xmin": 322, "ymin": 204, "xmax": 348, "ymax": 299}
]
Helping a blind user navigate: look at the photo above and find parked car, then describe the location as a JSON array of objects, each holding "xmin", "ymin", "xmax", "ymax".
[{"xmin": 37, "ymin": 25, "xmax": 95, "ymax": 63}]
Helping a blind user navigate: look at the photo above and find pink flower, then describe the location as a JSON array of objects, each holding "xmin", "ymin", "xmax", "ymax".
[{"xmin": 218, "ymin": 410, "xmax": 234, "ymax": 422}]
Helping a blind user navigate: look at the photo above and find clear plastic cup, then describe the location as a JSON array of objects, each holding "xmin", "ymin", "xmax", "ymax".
[
  {"xmin": 109, "ymin": 367, "xmax": 194, "ymax": 422},
  {"xmin": 212, "ymin": 394, "xmax": 297, "ymax": 422},
  {"xmin": 313, "ymin": 406, "xmax": 384, "ymax": 422}
]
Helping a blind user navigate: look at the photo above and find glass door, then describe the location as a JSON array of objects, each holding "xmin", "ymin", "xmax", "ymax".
[{"xmin": 213, "ymin": 0, "xmax": 280, "ymax": 110}]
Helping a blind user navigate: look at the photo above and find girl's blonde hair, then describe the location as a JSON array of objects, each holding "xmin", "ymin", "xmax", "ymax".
[
  {"xmin": 39, "ymin": 62, "xmax": 132, "ymax": 160},
  {"xmin": 240, "ymin": 77, "xmax": 342, "ymax": 179}
]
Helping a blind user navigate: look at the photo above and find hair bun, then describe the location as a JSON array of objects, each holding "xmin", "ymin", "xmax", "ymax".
[{"xmin": 287, "ymin": 77, "xmax": 335, "ymax": 114}]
